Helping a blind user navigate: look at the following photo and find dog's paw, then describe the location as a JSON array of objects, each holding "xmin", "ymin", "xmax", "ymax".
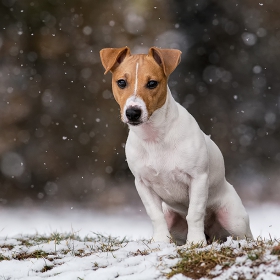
[
  {"xmin": 186, "ymin": 233, "xmax": 207, "ymax": 246},
  {"xmin": 152, "ymin": 233, "xmax": 171, "ymax": 243}
]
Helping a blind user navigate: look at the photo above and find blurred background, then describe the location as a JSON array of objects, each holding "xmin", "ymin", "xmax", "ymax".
[{"xmin": 0, "ymin": 0, "xmax": 280, "ymax": 210}]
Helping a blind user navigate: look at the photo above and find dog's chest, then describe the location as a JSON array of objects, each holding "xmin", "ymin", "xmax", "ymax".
[{"xmin": 127, "ymin": 142, "xmax": 190, "ymax": 206}]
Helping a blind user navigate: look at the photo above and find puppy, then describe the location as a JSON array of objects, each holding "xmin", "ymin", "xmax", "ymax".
[{"xmin": 100, "ymin": 46, "xmax": 253, "ymax": 245}]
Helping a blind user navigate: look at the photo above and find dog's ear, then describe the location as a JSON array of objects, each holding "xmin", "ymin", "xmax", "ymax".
[
  {"xmin": 148, "ymin": 47, "xmax": 181, "ymax": 77},
  {"xmin": 100, "ymin": 47, "xmax": 131, "ymax": 74}
]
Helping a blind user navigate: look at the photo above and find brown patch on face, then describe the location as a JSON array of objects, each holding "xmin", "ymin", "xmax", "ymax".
[
  {"xmin": 112, "ymin": 54, "xmax": 167, "ymax": 118},
  {"xmin": 100, "ymin": 47, "xmax": 181, "ymax": 122}
]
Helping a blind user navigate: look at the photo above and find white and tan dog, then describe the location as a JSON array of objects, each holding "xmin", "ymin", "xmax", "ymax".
[{"xmin": 100, "ymin": 47, "xmax": 253, "ymax": 245}]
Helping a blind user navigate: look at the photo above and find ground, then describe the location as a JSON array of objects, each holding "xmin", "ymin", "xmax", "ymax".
[{"xmin": 0, "ymin": 204, "xmax": 279, "ymax": 279}]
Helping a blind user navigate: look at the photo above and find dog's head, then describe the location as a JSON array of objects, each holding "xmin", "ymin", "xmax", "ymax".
[{"xmin": 100, "ymin": 47, "xmax": 181, "ymax": 126}]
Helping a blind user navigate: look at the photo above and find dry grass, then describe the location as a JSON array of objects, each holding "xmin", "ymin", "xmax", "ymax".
[
  {"xmin": 0, "ymin": 232, "xmax": 129, "ymax": 267},
  {"xmin": 271, "ymin": 245, "xmax": 280, "ymax": 256},
  {"xmin": 167, "ymin": 237, "xmax": 280, "ymax": 279},
  {"xmin": 168, "ymin": 246, "xmax": 239, "ymax": 279},
  {"xmin": 1, "ymin": 233, "xmax": 280, "ymax": 279},
  {"xmin": 0, "ymin": 232, "xmax": 131, "ymax": 277},
  {"xmin": 15, "ymin": 250, "xmax": 50, "ymax": 260}
]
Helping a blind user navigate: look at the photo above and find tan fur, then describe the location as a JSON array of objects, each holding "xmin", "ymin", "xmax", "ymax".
[{"xmin": 100, "ymin": 47, "xmax": 181, "ymax": 119}]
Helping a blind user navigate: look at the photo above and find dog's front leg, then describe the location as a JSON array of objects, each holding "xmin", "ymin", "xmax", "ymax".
[
  {"xmin": 186, "ymin": 173, "xmax": 209, "ymax": 245},
  {"xmin": 135, "ymin": 179, "xmax": 171, "ymax": 243}
]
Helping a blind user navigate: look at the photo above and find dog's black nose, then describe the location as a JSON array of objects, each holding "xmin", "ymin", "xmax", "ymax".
[{"xmin": 126, "ymin": 108, "xmax": 141, "ymax": 122}]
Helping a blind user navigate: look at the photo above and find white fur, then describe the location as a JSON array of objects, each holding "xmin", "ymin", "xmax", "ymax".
[
  {"xmin": 122, "ymin": 96, "xmax": 148, "ymax": 124},
  {"xmin": 125, "ymin": 86, "xmax": 253, "ymax": 245},
  {"xmin": 133, "ymin": 63, "xmax": 139, "ymax": 96},
  {"xmin": 122, "ymin": 63, "xmax": 149, "ymax": 124}
]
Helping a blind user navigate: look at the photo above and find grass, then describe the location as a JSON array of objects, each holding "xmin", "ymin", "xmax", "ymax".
[
  {"xmin": 0, "ymin": 232, "xmax": 131, "ymax": 278},
  {"xmin": 271, "ymin": 245, "xmax": 280, "ymax": 256},
  {"xmin": 15, "ymin": 249, "xmax": 50, "ymax": 260},
  {"xmin": 167, "ymin": 246, "xmax": 238, "ymax": 279},
  {"xmin": 0, "ymin": 233, "xmax": 280, "ymax": 279},
  {"xmin": 167, "ymin": 237, "xmax": 280, "ymax": 279},
  {"xmin": 0, "ymin": 232, "xmax": 129, "ymax": 261}
]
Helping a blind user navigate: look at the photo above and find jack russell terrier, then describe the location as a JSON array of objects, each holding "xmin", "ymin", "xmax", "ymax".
[{"xmin": 100, "ymin": 46, "xmax": 253, "ymax": 245}]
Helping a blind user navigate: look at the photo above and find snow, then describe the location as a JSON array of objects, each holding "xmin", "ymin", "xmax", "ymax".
[
  {"xmin": 248, "ymin": 204, "xmax": 280, "ymax": 239},
  {"xmin": 0, "ymin": 207, "xmax": 152, "ymax": 240},
  {"xmin": 0, "ymin": 235, "xmax": 178, "ymax": 280},
  {"xmin": 0, "ymin": 204, "xmax": 279, "ymax": 240},
  {"xmin": 0, "ymin": 204, "xmax": 279, "ymax": 279}
]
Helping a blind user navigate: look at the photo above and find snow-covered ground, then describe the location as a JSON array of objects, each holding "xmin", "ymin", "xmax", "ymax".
[
  {"xmin": 0, "ymin": 204, "xmax": 279, "ymax": 280},
  {"xmin": 0, "ymin": 205, "xmax": 152, "ymax": 240},
  {"xmin": 0, "ymin": 204, "xmax": 279, "ymax": 240}
]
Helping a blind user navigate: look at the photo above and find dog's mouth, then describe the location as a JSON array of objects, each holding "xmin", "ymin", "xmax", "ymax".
[{"xmin": 127, "ymin": 121, "xmax": 143, "ymax": 126}]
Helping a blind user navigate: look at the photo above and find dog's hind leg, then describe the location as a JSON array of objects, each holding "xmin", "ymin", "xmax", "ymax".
[
  {"xmin": 162, "ymin": 203, "xmax": 188, "ymax": 245},
  {"xmin": 212, "ymin": 182, "xmax": 253, "ymax": 240},
  {"xmin": 204, "ymin": 210, "xmax": 231, "ymax": 243}
]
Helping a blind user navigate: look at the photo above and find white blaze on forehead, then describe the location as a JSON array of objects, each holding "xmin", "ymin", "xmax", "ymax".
[
  {"xmin": 121, "ymin": 61, "xmax": 148, "ymax": 124},
  {"xmin": 133, "ymin": 62, "xmax": 139, "ymax": 96}
]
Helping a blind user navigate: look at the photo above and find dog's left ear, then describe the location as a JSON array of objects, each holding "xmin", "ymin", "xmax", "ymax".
[
  {"xmin": 148, "ymin": 47, "xmax": 181, "ymax": 77},
  {"xmin": 100, "ymin": 47, "xmax": 131, "ymax": 74}
]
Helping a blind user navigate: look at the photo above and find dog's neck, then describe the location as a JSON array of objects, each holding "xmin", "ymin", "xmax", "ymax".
[{"xmin": 128, "ymin": 86, "xmax": 179, "ymax": 142}]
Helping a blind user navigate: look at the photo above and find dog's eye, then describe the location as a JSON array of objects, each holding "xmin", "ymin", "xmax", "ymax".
[
  {"xmin": 147, "ymin": 80, "xmax": 158, "ymax": 89},
  {"xmin": 117, "ymin": 79, "xmax": 127, "ymax": 89}
]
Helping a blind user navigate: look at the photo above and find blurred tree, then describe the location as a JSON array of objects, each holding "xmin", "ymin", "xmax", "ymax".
[
  {"xmin": 169, "ymin": 0, "xmax": 280, "ymax": 203},
  {"xmin": 0, "ymin": 0, "xmax": 172, "ymax": 207},
  {"xmin": 0, "ymin": 0, "xmax": 279, "ymax": 207}
]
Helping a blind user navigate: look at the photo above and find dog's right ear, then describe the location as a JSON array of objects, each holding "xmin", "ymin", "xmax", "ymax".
[{"xmin": 100, "ymin": 47, "xmax": 131, "ymax": 75}]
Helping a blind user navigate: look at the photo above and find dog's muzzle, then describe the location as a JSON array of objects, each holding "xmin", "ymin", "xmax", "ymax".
[{"xmin": 125, "ymin": 107, "xmax": 142, "ymax": 125}]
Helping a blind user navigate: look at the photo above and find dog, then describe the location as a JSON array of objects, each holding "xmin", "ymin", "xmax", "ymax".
[{"xmin": 100, "ymin": 46, "xmax": 253, "ymax": 245}]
